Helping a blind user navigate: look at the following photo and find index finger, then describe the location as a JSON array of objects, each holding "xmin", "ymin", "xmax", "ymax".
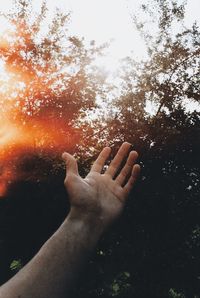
[
  {"xmin": 91, "ymin": 147, "xmax": 111, "ymax": 173},
  {"xmin": 105, "ymin": 142, "xmax": 131, "ymax": 177}
]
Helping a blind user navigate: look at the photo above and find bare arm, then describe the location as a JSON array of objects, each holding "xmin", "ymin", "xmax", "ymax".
[{"xmin": 0, "ymin": 142, "xmax": 140, "ymax": 298}]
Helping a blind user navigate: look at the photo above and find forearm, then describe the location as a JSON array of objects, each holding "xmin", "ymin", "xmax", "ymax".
[
  {"xmin": 0, "ymin": 211, "xmax": 103, "ymax": 298},
  {"xmin": 0, "ymin": 142, "xmax": 139, "ymax": 298}
]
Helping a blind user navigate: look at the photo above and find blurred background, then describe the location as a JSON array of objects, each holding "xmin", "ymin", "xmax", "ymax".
[{"xmin": 0, "ymin": 1, "xmax": 199, "ymax": 297}]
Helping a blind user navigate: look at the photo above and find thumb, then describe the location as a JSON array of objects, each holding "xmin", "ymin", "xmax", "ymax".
[{"xmin": 62, "ymin": 152, "xmax": 79, "ymax": 176}]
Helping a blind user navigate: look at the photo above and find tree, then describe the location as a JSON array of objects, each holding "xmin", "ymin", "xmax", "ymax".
[
  {"xmin": 81, "ymin": 1, "xmax": 199, "ymax": 297},
  {"xmin": 0, "ymin": 0, "xmax": 107, "ymax": 196},
  {"xmin": 0, "ymin": 0, "xmax": 107, "ymax": 285},
  {"xmin": 0, "ymin": 1, "xmax": 199, "ymax": 297}
]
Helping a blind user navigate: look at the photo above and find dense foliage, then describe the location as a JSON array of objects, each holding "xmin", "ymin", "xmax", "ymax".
[{"xmin": 0, "ymin": 0, "xmax": 199, "ymax": 297}]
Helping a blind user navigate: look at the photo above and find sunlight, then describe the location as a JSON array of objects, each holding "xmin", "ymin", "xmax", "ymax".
[
  {"xmin": 0, "ymin": 16, "xmax": 13, "ymax": 34},
  {"xmin": 94, "ymin": 55, "xmax": 121, "ymax": 74},
  {"xmin": 0, "ymin": 120, "xmax": 19, "ymax": 146},
  {"xmin": 0, "ymin": 0, "xmax": 148, "ymax": 72},
  {"xmin": 68, "ymin": 0, "xmax": 147, "ymax": 66},
  {"xmin": 0, "ymin": 10, "xmax": 76, "ymax": 196},
  {"xmin": 0, "ymin": 0, "xmax": 199, "ymax": 197},
  {"xmin": 0, "ymin": 0, "xmax": 199, "ymax": 70}
]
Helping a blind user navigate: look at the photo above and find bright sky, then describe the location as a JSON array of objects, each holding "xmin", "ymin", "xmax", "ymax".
[{"xmin": 0, "ymin": 0, "xmax": 199, "ymax": 72}]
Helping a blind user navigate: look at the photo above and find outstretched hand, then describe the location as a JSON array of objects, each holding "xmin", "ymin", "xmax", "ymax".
[
  {"xmin": 62, "ymin": 142, "xmax": 140, "ymax": 230},
  {"xmin": 0, "ymin": 143, "xmax": 140, "ymax": 298}
]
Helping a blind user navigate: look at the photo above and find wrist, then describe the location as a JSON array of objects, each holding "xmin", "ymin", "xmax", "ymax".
[{"xmin": 67, "ymin": 207, "xmax": 105, "ymax": 236}]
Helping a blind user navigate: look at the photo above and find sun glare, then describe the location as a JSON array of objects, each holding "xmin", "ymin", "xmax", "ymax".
[
  {"xmin": 0, "ymin": 13, "xmax": 78, "ymax": 197},
  {"xmin": 0, "ymin": 119, "xmax": 20, "ymax": 146},
  {"xmin": 0, "ymin": 0, "xmax": 199, "ymax": 197}
]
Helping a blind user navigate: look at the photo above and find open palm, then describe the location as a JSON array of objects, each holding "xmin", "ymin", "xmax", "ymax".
[{"xmin": 62, "ymin": 142, "xmax": 140, "ymax": 229}]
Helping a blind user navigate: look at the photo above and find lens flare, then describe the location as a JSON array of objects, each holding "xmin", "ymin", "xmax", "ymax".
[{"xmin": 0, "ymin": 21, "xmax": 78, "ymax": 197}]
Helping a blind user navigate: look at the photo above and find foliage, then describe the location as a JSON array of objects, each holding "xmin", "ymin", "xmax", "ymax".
[
  {"xmin": 10, "ymin": 259, "xmax": 23, "ymax": 272},
  {"xmin": 0, "ymin": 0, "xmax": 106, "ymax": 285},
  {"xmin": 0, "ymin": 0, "xmax": 107, "ymax": 151},
  {"xmin": 168, "ymin": 288, "xmax": 185, "ymax": 298},
  {"xmin": 78, "ymin": 1, "xmax": 200, "ymax": 297},
  {"xmin": 0, "ymin": 0, "xmax": 108, "ymax": 198},
  {"xmin": 0, "ymin": 1, "xmax": 199, "ymax": 298}
]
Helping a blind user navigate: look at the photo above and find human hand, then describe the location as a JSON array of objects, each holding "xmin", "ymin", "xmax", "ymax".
[{"xmin": 62, "ymin": 142, "xmax": 140, "ymax": 231}]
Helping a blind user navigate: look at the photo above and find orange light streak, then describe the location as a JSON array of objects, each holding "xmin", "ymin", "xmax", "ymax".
[
  {"xmin": 0, "ymin": 116, "xmax": 75, "ymax": 197},
  {"xmin": 0, "ymin": 21, "xmax": 81, "ymax": 197}
]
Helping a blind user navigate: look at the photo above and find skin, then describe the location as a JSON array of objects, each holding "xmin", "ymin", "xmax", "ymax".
[{"xmin": 0, "ymin": 142, "xmax": 140, "ymax": 298}]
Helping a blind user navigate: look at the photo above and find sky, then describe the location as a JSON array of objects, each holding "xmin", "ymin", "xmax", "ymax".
[
  {"xmin": 0, "ymin": 0, "xmax": 199, "ymax": 72},
  {"xmin": 0, "ymin": 0, "xmax": 199, "ymax": 195}
]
